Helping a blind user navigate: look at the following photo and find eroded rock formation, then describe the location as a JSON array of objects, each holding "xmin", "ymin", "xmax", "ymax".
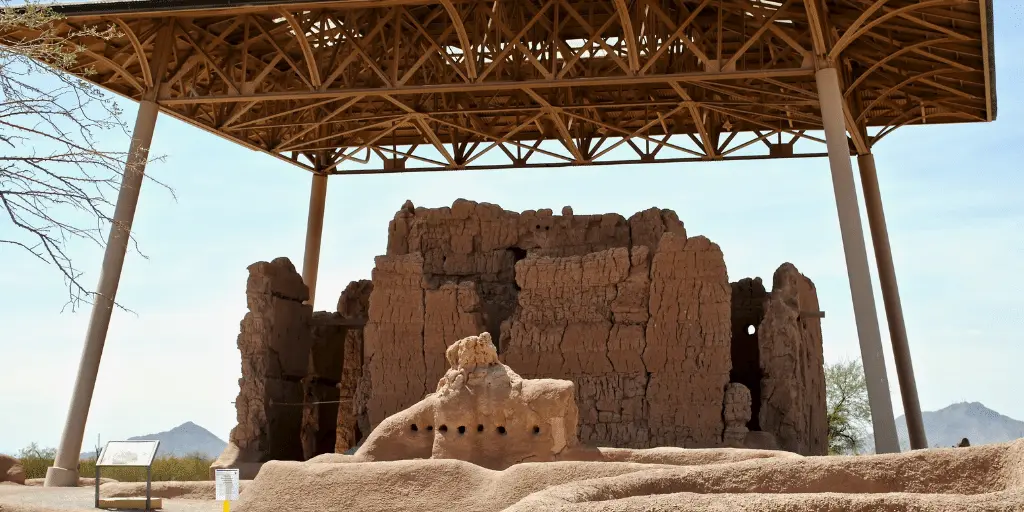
[{"xmin": 218, "ymin": 200, "xmax": 830, "ymax": 472}]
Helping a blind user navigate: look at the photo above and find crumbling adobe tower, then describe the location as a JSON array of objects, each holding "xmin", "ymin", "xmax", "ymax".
[{"xmin": 215, "ymin": 200, "xmax": 827, "ymax": 474}]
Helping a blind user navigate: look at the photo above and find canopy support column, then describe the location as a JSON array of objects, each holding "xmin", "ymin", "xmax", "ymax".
[
  {"xmin": 858, "ymin": 153, "xmax": 928, "ymax": 450},
  {"xmin": 815, "ymin": 66, "xmax": 900, "ymax": 454},
  {"xmin": 301, "ymin": 173, "xmax": 328, "ymax": 305},
  {"xmin": 44, "ymin": 100, "xmax": 161, "ymax": 487}
]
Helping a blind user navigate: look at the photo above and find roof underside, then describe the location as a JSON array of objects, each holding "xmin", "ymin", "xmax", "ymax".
[{"xmin": 6, "ymin": 0, "xmax": 998, "ymax": 172}]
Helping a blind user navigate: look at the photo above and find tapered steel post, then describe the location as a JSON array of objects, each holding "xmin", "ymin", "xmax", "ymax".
[
  {"xmin": 815, "ymin": 67, "xmax": 900, "ymax": 454},
  {"xmin": 44, "ymin": 100, "xmax": 161, "ymax": 487},
  {"xmin": 301, "ymin": 173, "xmax": 328, "ymax": 305},
  {"xmin": 857, "ymin": 153, "xmax": 928, "ymax": 450}
]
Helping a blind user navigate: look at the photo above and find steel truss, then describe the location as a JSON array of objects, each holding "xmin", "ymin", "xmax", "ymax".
[{"xmin": 12, "ymin": 0, "xmax": 994, "ymax": 173}]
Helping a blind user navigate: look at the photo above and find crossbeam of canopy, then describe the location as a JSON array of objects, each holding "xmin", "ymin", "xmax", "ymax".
[{"xmin": 9, "ymin": 0, "xmax": 996, "ymax": 172}]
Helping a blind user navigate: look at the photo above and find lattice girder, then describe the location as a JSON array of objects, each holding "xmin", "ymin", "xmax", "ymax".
[{"xmin": 5, "ymin": 0, "xmax": 994, "ymax": 172}]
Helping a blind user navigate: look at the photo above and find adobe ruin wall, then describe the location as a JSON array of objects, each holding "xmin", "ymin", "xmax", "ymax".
[{"xmin": 217, "ymin": 199, "xmax": 828, "ymax": 472}]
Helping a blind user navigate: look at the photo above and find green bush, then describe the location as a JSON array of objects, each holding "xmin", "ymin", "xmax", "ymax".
[
  {"xmin": 17, "ymin": 443, "xmax": 56, "ymax": 480},
  {"xmin": 826, "ymin": 359, "xmax": 872, "ymax": 455},
  {"xmin": 17, "ymin": 444, "xmax": 212, "ymax": 481}
]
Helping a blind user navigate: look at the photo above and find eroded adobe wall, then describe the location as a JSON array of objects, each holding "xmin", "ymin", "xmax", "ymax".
[
  {"xmin": 303, "ymin": 312, "xmax": 342, "ymax": 459},
  {"xmin": 334, "ymin": 280, "xmax": 372, "ymax": 453},
  {"xmin": 361, "ymin": 200, "xmax": 742, "ymax": 449},
  {"xmin": 230, "ymin": 258, "xmax": 312, "ymax": 462},
  {"xmin": 730, "ymin": 277, "xmax": 768, "ymax": 430},
  {"xmin": 227, "ymin": 201, "xmax": 829, "ymax": 460},
  {"xmin": 227, "ymin": 258, "xmax": 371, "ymax": 464},
  {"xmin": 757, "ymin": 263, "xmax": 828, "ymax": 456},
  {"xmin": 362, "ymin": 201, "xmax": 683, "ymax": 430},
  {"xmin": 363, "ymin": 254, "xmax": 427, "ymax": 427},
  {"xmin": 502, "ymin": 247, "xmax": 648, "ymax": 447},
  {"xmin": 299, "ymin": 283, "xmax": 374, "ymax": 459},
  {"xmin": 302, "ymin": 282, "xmax": 375, "ymax": 458},
  {"xmin": 645, "ymin": 234, "xmax": 732, "ymax": 447},
  {"xmin": 504, "ymin": 233, "xmax": 732, "ymax": 448},
  {"xmin": 382, "ymin": 200, "xmax": 655, "ymax": 344}
]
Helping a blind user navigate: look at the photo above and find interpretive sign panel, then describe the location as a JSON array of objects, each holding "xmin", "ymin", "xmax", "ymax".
[
  {"xmin": 94, "ymin": 440, "xmax": 160, "ymax": 510},
  {"xmin": 96, "ymin": 440, "xmax": 160, "ymax": 467},
  {"xmin": 216, "ymin": 469, "xmax": 240, "ymax": 501}
]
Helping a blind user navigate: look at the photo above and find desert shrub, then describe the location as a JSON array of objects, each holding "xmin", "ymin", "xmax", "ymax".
[
  {"xmin": 826, "ymin": 358, "xmax": 872, "ymax": 455},
  {"xmin": 17, "ymin": 443, "xmax": 57, "ymax": 479},
  {"xmin": 18, "ymin": 445, "xmax": 213, "ymax": 481}
]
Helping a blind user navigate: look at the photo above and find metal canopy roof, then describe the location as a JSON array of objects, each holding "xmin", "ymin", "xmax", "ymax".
[{"xmin": 7, "ymin": 0, "xmax": 997, "ymax": 173}]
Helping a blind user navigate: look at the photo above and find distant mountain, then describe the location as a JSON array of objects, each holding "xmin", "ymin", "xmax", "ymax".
[
  {"xmin": 82, "ymin": 422, "xmax": 227, "ymax": 459},
  {"xmin": 861, "ymin": 402, "xmax": 1024, "ymax": 453}
]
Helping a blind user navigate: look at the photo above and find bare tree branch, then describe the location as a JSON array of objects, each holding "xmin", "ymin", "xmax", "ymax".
[{"xmin": 0, "ymin": 2, "xmax": 173, "ymax": 311}]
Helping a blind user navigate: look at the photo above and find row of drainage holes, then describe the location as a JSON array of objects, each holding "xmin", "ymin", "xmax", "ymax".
[{"xmin": 410, "ymin": 424, "xmax": 541, "ymax": 436}]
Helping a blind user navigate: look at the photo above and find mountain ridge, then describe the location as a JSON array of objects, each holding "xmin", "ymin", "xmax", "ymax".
[
  {"xmin": 861, "ymin": 401, "xmax": 1024, "ymax": 453},
  {"xmin": 82, "ymin": 421, "xmax": 226, "ymax": 459},
  {"xmin": 71, "ymin": 403, "xmax": 1021, "ymax": 459}
]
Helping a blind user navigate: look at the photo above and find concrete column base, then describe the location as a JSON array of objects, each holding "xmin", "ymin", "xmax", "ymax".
[{"xmin": 43, "ymin": 466, "xmax": 80, "ymax": 487}]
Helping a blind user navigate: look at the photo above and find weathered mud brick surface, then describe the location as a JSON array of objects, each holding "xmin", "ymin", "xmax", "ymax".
[
  {"xmin": 504, "ymin": 248, "xmax": 650, "ymax": 448},
  {"xmin": 223, "ymin": 199, "xmax": 831, "ymax": 462},
  {"xmin": 424, "ymin": 282, "xmax": 486, "ymax": 387},
  {"xmin": 644, "ymin": 234, "xmax": 732, "ymax": 447},
  {"xmin": 362, "ymin": 254, "xmax": 428, "ymax": 428},
  {"xmin": 758, "ymin": 263, "xmax": 828, "ymax": 456},
  {"xmin": 723, "ymin": 382, "xmax": 753, "ymax": 447},
  {"xmin": 306, "ymin": 313, "xmax": 342, "ymax": 458},
  {"xmin": 362, "ymin": 201, "xmax": 686, "ymax": 433},
  {"xmin": 230, "ymin": 257, "xmax": 312, "ymax": 461},
  {"xmin": 730, "ymin": 277, "xmax": 768, "ymax": 430},
  {"xmin": 334, "ymin": 279, "xmax": 372, "ymax": 453}
]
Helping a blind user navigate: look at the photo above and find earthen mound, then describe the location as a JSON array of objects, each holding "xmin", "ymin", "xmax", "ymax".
[
  {"xmin": 0, "ymin": 455, "xmax": 25, "ymax": 485},
  {"xmin": 101, "ymin": 481, "xmax": 252, "ymax": 500},
  {"xmin": 23, "ymin": 477, "xmax": 117, "ymax": 487},
  {"xmin": 354, "ymin": 332, "xmax": 580, "ymax": 469},
  {"xmin": 235, "ymin": 440, "xmax": 1024, "ymax": 512}
]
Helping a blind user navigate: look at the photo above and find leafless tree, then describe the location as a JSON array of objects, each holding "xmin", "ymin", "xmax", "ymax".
[{"xmin": 0, "ymin": 2, "xmax": 170, "ymax": 310}]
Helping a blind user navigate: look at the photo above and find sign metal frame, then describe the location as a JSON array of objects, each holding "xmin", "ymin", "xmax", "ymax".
[{"xmin": 93, "ymin": 440, "xmax": 161, "ymax": 511}]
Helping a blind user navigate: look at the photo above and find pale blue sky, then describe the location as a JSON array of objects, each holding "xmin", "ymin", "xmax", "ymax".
[{"xmin": 1, "ymin": 4, "xmax": 1021, "ymax": 455}]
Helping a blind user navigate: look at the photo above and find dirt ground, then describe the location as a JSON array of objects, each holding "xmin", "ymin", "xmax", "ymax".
[
  {"xmin": 2, "ymin": 440, "xmax": 1021, "ymax": 512},
  {"xmin": 238, "ymin": 440, "xmax": 1024, "ymax": 512},
  {"xmin": 0, "ymin": 481, "xmax": 247, "ymax": 512}
]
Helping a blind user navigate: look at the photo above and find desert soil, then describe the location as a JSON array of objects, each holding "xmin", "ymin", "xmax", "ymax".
[
  {"xmin": 239, "ymin": 440, "xmax": 1024, "ymax": 511},
  {"xmin": 2, "ymin": 440, "xmax": 1021, "ymax": 512}
]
